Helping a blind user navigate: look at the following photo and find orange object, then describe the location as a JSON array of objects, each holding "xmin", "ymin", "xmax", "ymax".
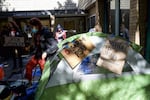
[{"xmin": 25, "ymin": 56, "xmax": 45, "ymax": 81}]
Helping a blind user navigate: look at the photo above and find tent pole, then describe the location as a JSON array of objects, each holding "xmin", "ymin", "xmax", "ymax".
[{"xmin": 115, "ymin": 0, "xmax": 120, "ymax": 36}]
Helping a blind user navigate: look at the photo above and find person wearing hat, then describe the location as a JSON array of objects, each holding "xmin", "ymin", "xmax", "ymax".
[
  {"xmin": 25, "ymin": 17, "xmax": 58, "ymax": 82},
  {"xmin": 55, "ymin": 24, "xmax": 66, "ymax": 43}
]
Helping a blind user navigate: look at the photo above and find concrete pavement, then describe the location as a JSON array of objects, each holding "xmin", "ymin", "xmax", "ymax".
[{"xmin": 1, "ymin": 55, "xmax": 30, "ymax": 81}]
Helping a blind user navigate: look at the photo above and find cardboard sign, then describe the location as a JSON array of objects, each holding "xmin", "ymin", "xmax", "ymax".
[
  {"xmin": 96, "ymin": 38, "xmax": 129, "ymax": 74},
  {"xmin": 61, "ymin": 35, "xmax": 95, "ymax": 69},
  {"xmin": 3, "ymin": 37, "xmax": 25, "ymax": 47}
]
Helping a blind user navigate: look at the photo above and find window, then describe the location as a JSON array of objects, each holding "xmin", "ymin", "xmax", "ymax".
[{"xmin": 87, "ymin": 15, "xmax": 96, "ymax": 30}]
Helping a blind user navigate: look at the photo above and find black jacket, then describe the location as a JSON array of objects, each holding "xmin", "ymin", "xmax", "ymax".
[{"xmin": 34, "ymin": 27, "xmax": 58, "ymax": 59}]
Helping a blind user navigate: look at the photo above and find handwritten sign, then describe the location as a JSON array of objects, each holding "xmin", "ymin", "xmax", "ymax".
[
  {"xmin": 3, "ymin": 37, "xmax": 25, "ymax": 47},
  {"xmin": 96, "ymin": 38, "xmax": 129, "ymax": 74},
  {"xmin": 61, "ymin": 35, "xmax": 95, "ymax": 69}
]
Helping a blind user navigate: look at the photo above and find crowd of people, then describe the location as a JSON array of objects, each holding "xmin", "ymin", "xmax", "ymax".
[
  {"xmin": 0, "ymin": 18, "xmax": 60, "ymax": 81},
  {"xmin": 0, "ymin": 18, "xmax": 62, "ymax": 99}
]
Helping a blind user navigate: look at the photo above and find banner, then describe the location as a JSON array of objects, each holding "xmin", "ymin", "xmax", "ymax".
[
  {"xmin": 3, "ymin": 37, "xmax": 25, "ymax": 47},
  {"xmin": 61, "ymin": 35, "xmax": 95, "ymax": 69},
  {"xmin": 96, "ymin": 38, "xmax": 129, "ymax": 74}
]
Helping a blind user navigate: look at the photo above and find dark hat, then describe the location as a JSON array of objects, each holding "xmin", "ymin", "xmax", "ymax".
[
  {"xmin": 57, "ymin": 24, "xmax": 62, "ymax": 29},
  {"xmin": 56, "ymin": 24, "xmax": 64, "ymax": 31}
]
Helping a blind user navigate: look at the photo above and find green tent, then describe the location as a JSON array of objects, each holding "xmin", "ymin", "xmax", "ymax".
[{"xmin": 35, "ymin": 32, "xmax": 150, "ymax": 100}]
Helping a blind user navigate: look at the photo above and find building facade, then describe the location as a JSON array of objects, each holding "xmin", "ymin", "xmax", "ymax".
[
  {"xmin": 78, "ymin": 0, "xmax": 150, "ymax": 62},
  {"xmin": 78, "ymin": 0, "xmax": 130, "ymax": 33},
  {"xmin": 129, "ymin": 0, "xmax": 150, "ymax": 62}
]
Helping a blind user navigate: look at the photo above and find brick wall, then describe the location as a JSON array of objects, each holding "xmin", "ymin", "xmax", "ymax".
[
  {"xmin": 129, "ymin": 0, "xmax": 139, "ymax": 43},
  {"xmin": 130, "ymin": 0, "xmax": 148, "ymax": 54}
]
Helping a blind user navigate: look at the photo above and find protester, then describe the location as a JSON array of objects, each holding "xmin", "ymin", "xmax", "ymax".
[
  {"xmin": 120, "ymin": 23, "xmax": 129, "ymax": 41},
  {"xmin": 25, "ymin": 17, "xmax": 58, "ymax": 82},
  {"xmin": 55, "ymin": 24, "xmax": 66, "ymax": 43},
  {"xmin": 7, "ymin": 20, "xmax": 23, "ymax": 71}
]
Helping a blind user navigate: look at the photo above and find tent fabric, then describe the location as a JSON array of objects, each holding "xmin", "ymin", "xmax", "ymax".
[
  {"xmin": 38, "ymin": 74, "xmax": 150, "ymax": 100},
  {"xmin": 35, "ymin": 54, "xmax": 61, "ymax": 99},
  {"xmin": 35, "ymin": 32, "xmax": 149, "ymax": 100}
]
